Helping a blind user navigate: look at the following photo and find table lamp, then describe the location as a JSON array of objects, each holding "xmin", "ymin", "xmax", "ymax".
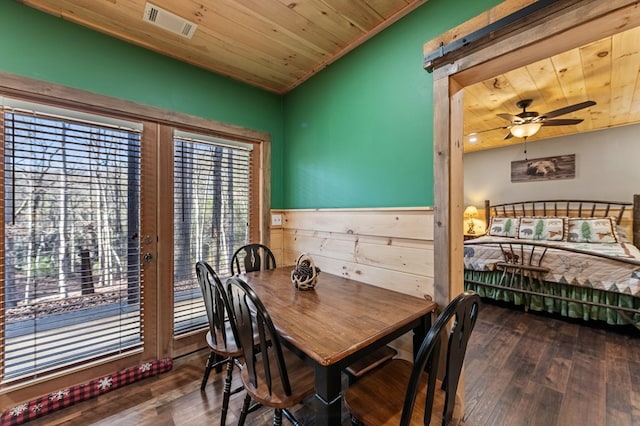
[{"xmin": 464, "ymin": 205, "xmax": 479, "ymax": 235}]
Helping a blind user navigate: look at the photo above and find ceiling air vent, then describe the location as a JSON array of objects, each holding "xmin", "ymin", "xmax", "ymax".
[{"xmin": 143, "ymin": 2, "xmax": 197, "ymax": 39}]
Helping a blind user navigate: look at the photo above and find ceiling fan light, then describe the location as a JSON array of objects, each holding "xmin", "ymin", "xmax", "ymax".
[{"xmin": 511, "ymin": 122, "xmax": 541, "ymax": 138}]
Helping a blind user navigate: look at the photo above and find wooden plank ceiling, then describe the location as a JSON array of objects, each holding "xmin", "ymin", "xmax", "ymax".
[
  {"xmin": 463, "ymin": 24, "xmax": 640, "ymax": 153},
  {"xmin": 20, "ymin": 0, "xmax": 426, "ymax": 94}
]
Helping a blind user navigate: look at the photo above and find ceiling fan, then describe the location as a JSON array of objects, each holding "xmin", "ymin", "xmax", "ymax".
[{"xmin": 474, "ymin": 98, "xmax": 596, "ymax": 140}]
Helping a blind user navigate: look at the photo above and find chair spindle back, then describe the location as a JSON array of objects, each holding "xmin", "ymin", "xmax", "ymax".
[
  {"xmin": 195, "ymin": 261, "xmax": 236, "ymax": 350},
  {"xmin": 401, "ymin": 291, "xmax": 481, "ymax": 426},
  {"xmin": 226, "ymin": 276, "xmax": 292, "ymax": 397},
  {"xmin": 230, "ymin": 243, "xmax": 276, "ymax": 275}
]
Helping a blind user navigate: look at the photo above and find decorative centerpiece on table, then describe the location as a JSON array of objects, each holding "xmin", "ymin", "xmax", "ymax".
[{"xmin": 291, "ymin": 253, "xmax": 321, "ymax": 290}]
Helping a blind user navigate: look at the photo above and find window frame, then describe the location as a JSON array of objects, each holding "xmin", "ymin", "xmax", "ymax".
[{"xmin": 0, "ymin": 71, "xmax": 271, "ymax": 404}]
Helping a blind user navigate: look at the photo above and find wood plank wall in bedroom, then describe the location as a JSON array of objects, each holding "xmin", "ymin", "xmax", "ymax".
[{"xmin": 270, "ymin": 207, "xmax": 435, "ymax": 359}]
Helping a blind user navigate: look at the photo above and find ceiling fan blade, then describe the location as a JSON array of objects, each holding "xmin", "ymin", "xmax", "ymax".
[
  {"xmin": 504, "ymin": 131, "xmax": 514, "ymax": 140},
  {"xmin": 497, "ymin": 113, "xmax": 524, "ymax": 124},
  {"xmin": 540, "ymin": 118, "xmax": 584, "ymax": 126},
  {"xmin": 539, "ymin": 100, "xmax": 596, "ymax": 119},
  {"xmin": 469, "ymin": 125, "xmax": 509, "ymax": 135}
]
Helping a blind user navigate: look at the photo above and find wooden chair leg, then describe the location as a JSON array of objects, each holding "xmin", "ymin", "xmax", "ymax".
[
  {"xmin": 273, "ymin": 408, "xmax": 283, "ymax": 426},
  {"xmin": 214, "ymin": 353, "xmax": 224, "ymax": 373},
  {"xmin": 282, "ymin": 408, "xmax": 301, "ymax": 425},
  {"xmin": 200, "ymin": 352, "xmax": 215, "ymax": 391},
  {"xmin": 238, "ymin": 394, "xmax": 251, "ymax": 426},
  {"xmin": 220, "ymin": 359, "xmax": 235, "ymax": 426}
]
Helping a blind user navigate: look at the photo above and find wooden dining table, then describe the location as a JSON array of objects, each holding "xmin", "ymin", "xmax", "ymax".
[{"xmin": 240, "ymin": 267, "xmax": 437, "ymax": 426}]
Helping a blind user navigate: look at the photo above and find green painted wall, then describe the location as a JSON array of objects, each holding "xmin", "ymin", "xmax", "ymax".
[
  {"xmin": 0, "ymin": 1, "xmax": 284, "ymax": 207},
  {"xmin": 283, "ymin": 0, "xmax": 502, "ymax": 209}
]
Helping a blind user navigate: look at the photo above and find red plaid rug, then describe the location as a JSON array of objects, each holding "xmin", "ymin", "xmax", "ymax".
[{"xmin": 1, "ymin": 358, "xmax": 173, "ymax": 425}]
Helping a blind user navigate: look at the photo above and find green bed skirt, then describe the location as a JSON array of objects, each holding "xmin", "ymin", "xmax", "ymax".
[{"xmin": 464, "ymin": 270, "xmax": 640, "ymax": 326}]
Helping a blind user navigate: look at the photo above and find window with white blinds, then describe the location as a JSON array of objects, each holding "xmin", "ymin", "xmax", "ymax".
[
  {"xmin": 173, "ymin": 133, "xmax": 252, "ymax": 334},
  {"xmin": 1, "ymin": 101, "xmax": 142, "ymax": 381}
]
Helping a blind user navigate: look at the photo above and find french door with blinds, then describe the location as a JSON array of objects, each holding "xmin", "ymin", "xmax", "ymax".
[
  {"xmin": 0, "ymin": 81, "xmax": 268, "ymax": 405},
  {"xmin": 1, "ymin": 99, "xmax": 143, "ymax": 382}
]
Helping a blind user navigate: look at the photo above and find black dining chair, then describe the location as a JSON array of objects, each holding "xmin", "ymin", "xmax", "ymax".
[
  {"xmin": 230, "ymin": 243, "xmax": 276, "ymax": 275},
  {"xmin": 226, "ymin": 276, "xmax": 315, "ymax": 426},
  {"xmin": 195, "ymin": 261, "xmax": 244, "ymax": 426},
  {"xmin": 344, "ymin": 290, "xmax": 480, "ymax": 426}
]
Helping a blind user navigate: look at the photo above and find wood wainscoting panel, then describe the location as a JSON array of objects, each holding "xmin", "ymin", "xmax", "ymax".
[
  {"xmin": 283, "ymin": 230, "xmax": 433, "ymax": 282},
  {"xmin": 283, "ymin": 208, "xmax": 433, "ymax": 240}
]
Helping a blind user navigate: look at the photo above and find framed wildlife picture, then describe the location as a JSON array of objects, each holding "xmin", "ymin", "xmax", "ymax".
[{"xmin": 511, "ymin": 154, "xmax": 575, "ymax": 182}]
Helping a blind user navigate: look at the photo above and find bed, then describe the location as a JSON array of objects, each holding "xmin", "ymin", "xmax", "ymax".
[{"xmin": 463, "ymin": 196, "xmax": 640, "ymax": 329}]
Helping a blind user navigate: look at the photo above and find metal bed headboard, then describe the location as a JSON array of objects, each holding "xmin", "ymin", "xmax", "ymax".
[{"xmin": 483, "ymin": 195, "xmax": 640, "ymax": 249}]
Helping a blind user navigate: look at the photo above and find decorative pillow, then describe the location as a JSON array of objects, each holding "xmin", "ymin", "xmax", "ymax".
[
  {"xmin": 567, "ymin": 217, "xmax": 619, "ymax": 243},
  {"xmin": 518, "ymin": 216, "xmax": 566, "ymax": 241},
  {"xmin": 488, "ymin": 216, "xmax": 519, "ymax": 238}
]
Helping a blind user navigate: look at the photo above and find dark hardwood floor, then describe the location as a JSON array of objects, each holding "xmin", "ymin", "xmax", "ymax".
[
  {"xmin": 464, "ymin": 300, "xmax": 640, "ymax": 426},
  {"xmin": 25, "ymin": 300, "xmax": 639, "ymax": 425}
]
